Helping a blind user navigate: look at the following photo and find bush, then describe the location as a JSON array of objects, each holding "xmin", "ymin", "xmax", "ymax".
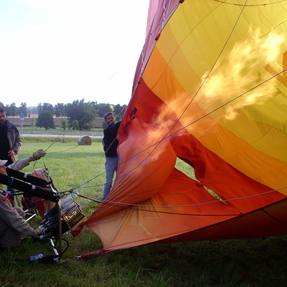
[{"xmin": 36, "ymin": 111, "xmax": 55, "ymax": 130}]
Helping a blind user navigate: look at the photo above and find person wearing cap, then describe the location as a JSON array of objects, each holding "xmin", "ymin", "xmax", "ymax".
[{"xmin": 0, "ymin": 149, "xmax": 46, "ymax": 248}]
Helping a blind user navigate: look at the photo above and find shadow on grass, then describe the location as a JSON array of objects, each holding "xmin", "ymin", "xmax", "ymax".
[
  {"xmin": 1, "ymin": 235, "xmax": 287, "ymax": 286},
  {"xmin": 101, "ymin": 236, "xmax": 287, "ymax": 286}
]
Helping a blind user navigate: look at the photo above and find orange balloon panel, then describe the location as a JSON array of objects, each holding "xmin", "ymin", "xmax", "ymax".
[{"xmin": 78, "ymin": 0, "xmax": 287, "ymax": 253}]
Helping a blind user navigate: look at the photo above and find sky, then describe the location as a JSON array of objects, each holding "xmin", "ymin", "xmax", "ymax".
[{"xmin": 0, "ymin": 0, "xmax": 149, "ymax": 107}]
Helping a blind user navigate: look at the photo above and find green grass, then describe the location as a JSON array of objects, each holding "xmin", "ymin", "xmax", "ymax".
[{"xmin": 1, "ymin": 140, "xmax": 287, "ymax": 287}]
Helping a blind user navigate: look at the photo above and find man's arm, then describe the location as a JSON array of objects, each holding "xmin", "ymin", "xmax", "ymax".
[
  {"xmin": 0, "ymin": 195, "xmax": 37, "ymax": 237},
  {"xmin": 116, "ymin": 121, "xmax": 121, "ymax": 130},
  {"xmin": 102, "ymin": 129, "xmax": 109, "ymax": 152},
  {"xmin": 7, "ymin": 158, "xmax": 30, "ymax": 171},
  {"xmin": 8, "ymin": 149, "xmax": 46, "ymax": 171},
  {"xmin": 12, "ymin": 126, "xmax": 21, "ymax": 154}
]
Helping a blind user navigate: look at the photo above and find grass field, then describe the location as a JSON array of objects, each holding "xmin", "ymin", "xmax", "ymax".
[{"xmin": 1, "ymin": 139, "xmax": 287, "ymax": 287}]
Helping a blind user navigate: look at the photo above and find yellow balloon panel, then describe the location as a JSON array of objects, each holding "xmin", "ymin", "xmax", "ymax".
[{"xmin": 142, "ymin": 0, "xmax": 287, "ymax": 190}]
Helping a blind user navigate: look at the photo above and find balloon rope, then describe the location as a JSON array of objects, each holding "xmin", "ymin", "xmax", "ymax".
[{"xmin": 67, "ymin": 183, "xmax": 287, "ymax": 215}]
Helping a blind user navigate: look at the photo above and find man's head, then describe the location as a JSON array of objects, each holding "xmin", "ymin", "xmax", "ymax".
[
  {"xmin": 0, "ymin": 107, "xmax": 7, "ymax": 125},
  {"xmin": 104, "ymin": 112, "xmax": 115, "ymax": 126}
]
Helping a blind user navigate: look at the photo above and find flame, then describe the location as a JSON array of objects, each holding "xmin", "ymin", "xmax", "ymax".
[
  {"xmin": 116, "ymin": 98, "xmax": 186, "ymax": 187},
  {"xmin": 201, "ymin": 29, "xmax": 285, "ymax": 120},
  {"xmin": 143, "ymin": 96, "xmax": 186, "ymax": 158},
  {"xmin": 119, "ymin": 96, "xmax": 187, "ymax": 176}
]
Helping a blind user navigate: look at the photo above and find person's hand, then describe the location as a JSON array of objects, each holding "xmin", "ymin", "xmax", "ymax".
[
  {"xmin": 31, "ymin": 230, "xmax": 42, "ymax": 242},
  {"xmin": 8, "ymin": 150, "xmax": 16, "ymax": 162},
  {"xmin": 36, "ymin": 226, "xmax": 44, "ymax": 236},
  {"xmin": 30, "ymin": 149, "xmax": 46, "ymax": 161}
]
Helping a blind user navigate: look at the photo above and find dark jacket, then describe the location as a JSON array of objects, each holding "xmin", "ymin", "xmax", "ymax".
[
  {"xmin": 103, "ymin": 122, "xmax": 121, "ymax": 157},
  {"xmin": 6, "ymin": 121, "xmax": 21, "ymax": 154}
]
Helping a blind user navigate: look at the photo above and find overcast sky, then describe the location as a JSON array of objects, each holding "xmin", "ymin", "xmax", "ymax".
[{"xmin": 0, "ymin": 0, "xmax": 149, "ymax": 107}]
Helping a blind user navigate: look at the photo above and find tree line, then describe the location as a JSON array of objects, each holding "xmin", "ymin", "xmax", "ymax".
[{"xmin": 0, "ymin": 100, "xmax": 126, "ymax": 130}]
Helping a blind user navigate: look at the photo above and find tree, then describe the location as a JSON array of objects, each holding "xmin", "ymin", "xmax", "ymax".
[
  {"xmin": 66, "ymin": 100, "xmax": 96, "ymax": 130},
  {"xmin": 19, "ymin": 102, "xmax": 27, "ymax": 117},
  {"xmin": 54, "ymin": 103, "xmax": 66, "ymax": 117},
  {"xmin": 36, "ymin": 111, "xmax": 55, "ymax": 130},
  {"xmin": 38, "ymin": 103, "xmax": 54, "ymax": 114},
  {"xmin": 96, "ymin": 103, "xmax": 113, "ymax": 117},
  {"xmin": 113, "ymin": 104, "xmax": 127, "ymax": 121},
  {"xmin": 5, "ymin": 103, "xmax": 18, "ymax": 116},
  {"xmin": 61, "ymin": 120, "xmax": 67, "ymax": 131},
  {"xmin": 71, "ymin": 120, "xmax": 79, "ymax": 130}
]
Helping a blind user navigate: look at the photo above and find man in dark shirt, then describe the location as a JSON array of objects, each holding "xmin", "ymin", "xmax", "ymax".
[
  {"xmin": 0, "ymin": 123, "xmax": 10, "ymax": 161},
  {"xmin": 0, "ymin": 107, "xmax": 21, "ymax": 164},
  {"xmin": 102, "ymin": 112, "xmax": 121, "ymax": 199}
]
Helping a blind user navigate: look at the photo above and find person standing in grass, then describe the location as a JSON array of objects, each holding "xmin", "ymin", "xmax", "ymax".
[
  {"xmin": 0, "ymin": 107, "xmax": 22, "ymax": 206},
  {"xmin": 102, "ymin": 112, "xmax": 121, "ymax": 200},
  {"xmin": 0, "ymin": 107, "xmax": 21, "ymax": 164}
]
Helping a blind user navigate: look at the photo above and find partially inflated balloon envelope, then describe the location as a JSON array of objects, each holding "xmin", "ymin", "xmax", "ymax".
[{"xmin": 77, "ymin": 0, "xmax": 287, "ymax": 253}]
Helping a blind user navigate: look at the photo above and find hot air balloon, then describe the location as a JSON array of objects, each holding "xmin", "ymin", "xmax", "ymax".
[{"xmin": 77, "ymin": 0, "xmax": 287, "ymax": 255}]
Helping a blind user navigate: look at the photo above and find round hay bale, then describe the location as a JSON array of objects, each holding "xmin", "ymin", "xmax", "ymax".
[{"xmin": 78, "ymin": 135, "xmax": 92, "ymax": 145}]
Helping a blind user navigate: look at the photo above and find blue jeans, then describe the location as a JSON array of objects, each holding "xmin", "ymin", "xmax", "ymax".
[{"xmin": 102, "ymin": 156, "xmax": 118, "ymax": 200}]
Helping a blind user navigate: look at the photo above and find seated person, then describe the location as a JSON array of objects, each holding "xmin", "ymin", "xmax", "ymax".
[
  {"xmin": 0, "ymin": 149, "xmax": 46, "ymax": 248},
  {"xmin": 0, "ymin": 192, "xmax": 39, "ymax": 248},
  {"xmin": 22, "ymin": 168, "xmax": 56, "ymax": 219}
]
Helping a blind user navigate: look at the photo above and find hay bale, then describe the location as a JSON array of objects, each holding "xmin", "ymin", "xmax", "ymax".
[{"xmin": 78, "ymin": 135, "xmax": 92, "ymax": 145}]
